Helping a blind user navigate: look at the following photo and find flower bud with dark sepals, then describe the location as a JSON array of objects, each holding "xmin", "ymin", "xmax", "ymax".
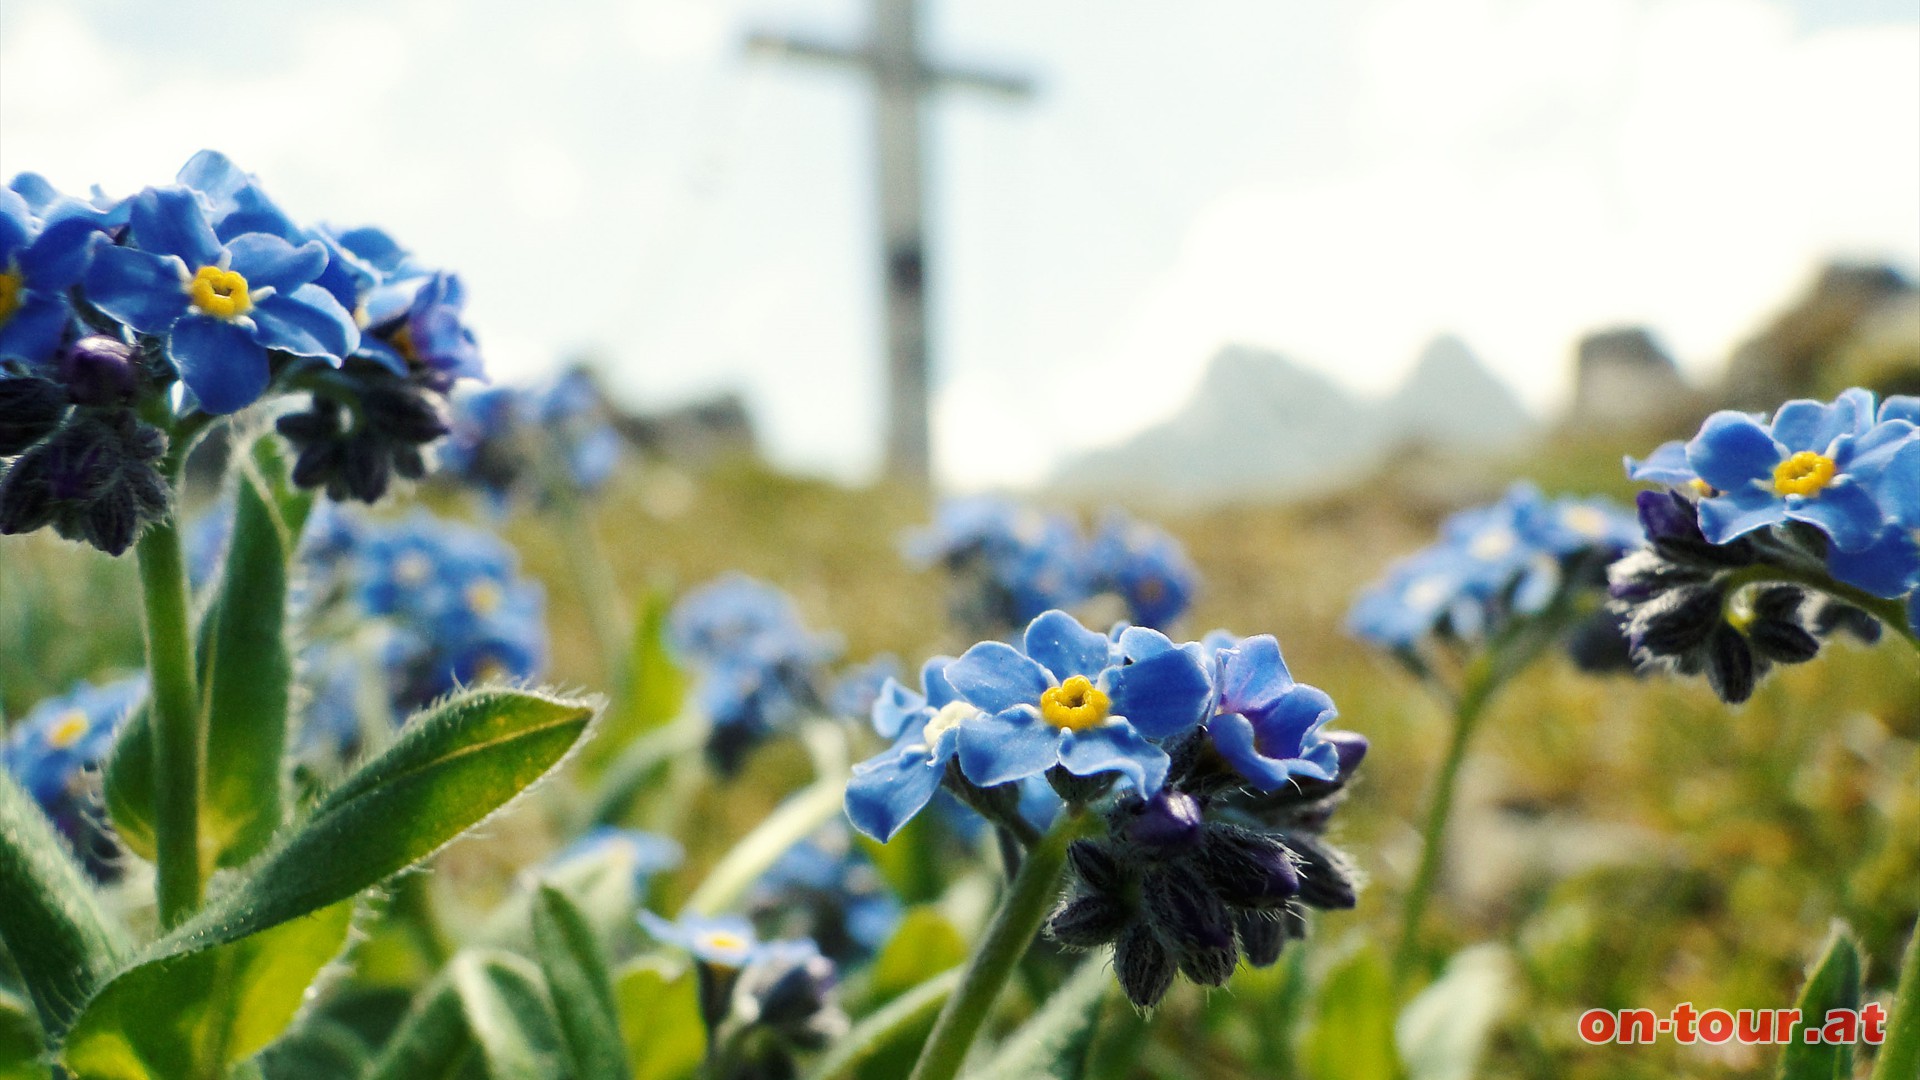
[
  {"xmin": 1808, "ymin": 597, "xmax": 1882, "ymax": 645},
  {"xmin": 277, "ymin": 359, "xmax": 458, "ymax": 505},
  {"xmin": 1045, "ymin": 893, "xmax": 1130, "ymax": 949},
  {"xmin": 1196, "ymin": 825, "xmax": 1300, "ymax": 909},
  {"xmin": 0, "ymin": 410, "xmax": 169, "ymax": 555},
  {"xmin": 1704, "ymin": 624, "xmax": 1759, "ymax": 705},
  {"xmin": 1113, "ymin": 923, "xmax": 1177, "ymax": 1010},
  {"xmin": 1744, "ymin": 587, "xmax": 1819, "ymax": 664},
  {"xmin": 1278, "ymin": 830, "xmax": 1358, "ymax": 910},
  {"xmin": 1566, "ymin": 606, "xmax": 1636, "ymax": 673},
  {"xmin": 1122, "ymin": 790, "xmax": 1204, "ymax": 857},
  {"xmin": 57, "ymin": 336, "xmax": 138, "ymax": 408},
  {"xmin": 1236, "ymin": 911, "xmax": 1286, "ymax": 968},
  {"xmin": 1066, "ymin": 838, "xmax": 1124, "ymax": 894},
  {"xmin": 1627, "ymin": 583, "xmax": 1724, "ymax": 657},
  {"xmin": 1046, "ymin": 762, "xmax": 1116, "ymax": 805},
  {"xmin": 0, "ymin": 376, "xmax": 68, "ymax": 455},
  {"xmin": 1142, "ymin": 869, "xmax": 1237, "ymax": 986},
  {"xmin": 1636, "ymin": 489, "xmax": 1757, "ymax": 569}
]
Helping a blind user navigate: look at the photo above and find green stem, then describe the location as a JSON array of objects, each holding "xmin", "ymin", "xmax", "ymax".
[
  {"xmin": 1392, "ymin": 655, "xmax": 1497, "ymax": 988},
  {"xmin": 1873, "ymin": 916, "xmax": 1920, "ymax": 1080},
  {"xmin": 1718, "ymin": 563, "xmax": 1919, "ymax": 650},
  {"xmin": 906, "ymin": 809, "xmax": 1095, "ymax": 1080},
  {"xmin": 135, "ymin": 513, "xmax": 202, "ymax": 927}
]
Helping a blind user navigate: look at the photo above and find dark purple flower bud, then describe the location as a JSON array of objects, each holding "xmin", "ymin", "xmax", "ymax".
[
  {"xmin": 1282, "ymin": 832, "xmax": 1358, "ymax": 910},
  {"xmin": 0, "ymin": 450, "xmax": 58, "ymax": 534},
  {"xmin": 1124, "ymin": 790, "xmax": 1204, "ymax": 857},
  {"xmin": 1236, "ymin": 911, "xmax": 1287, "ymax": 968},
  {"xmin": 1566, "ymin": 608, "xmax": 1635, "ymax": 673},
  {"xmin": 58, "ymin": 336, "xmax": 139, "ymax": 407},
  {"xmin": 1630, "ymin": 585, "xmax": 1722, "ymax": 658},
  {"xmin": 1113, "ymin": 924, "xmax": 1176, "ymax": 1010},
  {"xmin": 1704, "ymin": 624, "xmax": 1757, "ymax": 705},
  {"xmin": 1325, "ymin": 730, "xmax": 1369, "ymax": 780},
  {"xmin": 1066, "ymin": 839, "xmax": 1125, "ymax": 895},
  {"xmin": 1046, "ymin": 894, "xmax": 1129, "ymax": 949},
  {"xmin": 1747, "ymin": 618, "xmax": 1819, "ymax": 665},
  {"xmin": 1635, "ymin": 489, "xmax": 1700, "ymax": 543},
  {"xmin": 0, "ymin": 376, "xmax": 68, "ymax": 455},
  {"xmin": 360, "ymin": 384, "xmax": 452, "ymax": 443},
  {"xmin": 342, "ymin": 434, "xmax": 392, "ymax": 502},
  {"xmin": 1198, "ymin": 827, "xmax": 1300, "ymax": 909},
  {"xmin": 1809, "ymin": 599, "xmax": 1881, "ymax": 645},
  {"xmin": 1142, "ymin": 869, "xmax": 1237, "ymax": 985}
]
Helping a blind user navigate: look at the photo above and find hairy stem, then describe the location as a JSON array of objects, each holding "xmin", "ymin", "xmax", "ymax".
[
  {"xmin": 907, "ymin": 808, "xmax": 1094, "ymax": 1080},
  {"xmin": 1720, "ymin": 563, "xmax": 1919, "ymax": 651},
  {"xmin": 135, "ymin": 512, "xmax": 203, "ymax": 927}
]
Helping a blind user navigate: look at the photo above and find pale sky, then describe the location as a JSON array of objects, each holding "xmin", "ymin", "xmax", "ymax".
[{"xmin": 2, "ymin": 0, "xmax": 1916, "ymax": 487}]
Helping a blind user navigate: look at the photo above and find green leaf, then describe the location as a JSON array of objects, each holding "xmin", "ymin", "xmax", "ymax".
[
  {"xmin": 450, "ymin": 951, "xmax": 569, "ymax": 1080},
  {"xmin": 867, "ymin": 907, "xmax": 968, "ymax": 1003},
  {"xmin": 533, "ymin": 885, "xmax": 631, "ymax": 1080},
  {"xmin": 361, "ymin": 975, "xmax": 468, "ymax": 1080},
  {"xmin": 1395, "ymin": 944, "xmax": 1513, "ymax": 1080},
  {"xmin": 58, "ymin": 900, "xmax": 354, "ymax": 1080},
  {"xmin": 963, "ymin": 955, "xmax": 1111, "ymax": 1080},
  {"xmin": 585, "ymin": 588, "xmax": 687, "ymax": 774},
  {"xmin": 167, "ymin": 687, "xmax": 597, "ymax": 953},
  {"xmin": 804, "ymin": 969, "xmax": 958, "ymax": 1080},
  {"xmin": 253, "ymin": 1016, "xmax": 374, "ymax": 1080},
  {"xmin": 1778, "ymin": 922, "xmax": 1862, "ymax": 1080},
  {"xmin": 0, "ymin": 769, "xmax": 131, "ymax": 1039},
  {"xmin": 614, "ymin": 960, "xmax": 703, "ymax": 1080},
  {"xmin": 1306, "ymin": 944, "xmax": 1405, "ymax": 1080},
  {"xmin": 104, "ymin": 435, "xmax": 313, "ymax": 870},
  {"xmin": 197, "ymin": 434, "xmax": 313, "ymax": 869},
  {"xmin": 0, "ymin": 991, "xmax": 44, "ymax": 1080}
]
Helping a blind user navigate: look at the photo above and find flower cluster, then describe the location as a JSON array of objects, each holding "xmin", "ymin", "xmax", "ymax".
[
  {"xmin": 0, "ymin": 153, "xmax": 485, "ymax": 555},
  {"xmin": 904, "ymin": 497, "xmax": 1199, "ymax": 637},
  {"xmin": 747, "ymin": 826, "xmax": 901, "ymax": 965},
  {"xmin": 1346, "ymin": 482, "xmax": 1643, "ymax": 668},
  {"xmin": 1615, "ymin": 389, "xmax": 1919, "ymax": 701},
  {"xmin": 669, "ymin": 575, "xmax": 838, "ymax": 774},
  {"xmin": 639, "ymin": 913, "xmax": 848, "ymax": 1080},
  {"xmin": 845, "ymin": 610, "xmax": 1365, "ymax": 1007},
  {"xmin": 1, "ymin": 676, "xmax": 145, "ymax": 879},
  {"xmin": 438, "ymin": 368, "xmax": 624, "ymax": 508}
]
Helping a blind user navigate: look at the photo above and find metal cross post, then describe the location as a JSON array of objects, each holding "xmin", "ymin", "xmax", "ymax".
[{"xmin": 747, "ymin": 0, "xmax": 1034, "ymax": 488}]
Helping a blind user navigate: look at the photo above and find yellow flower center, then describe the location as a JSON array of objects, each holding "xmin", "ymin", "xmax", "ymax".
[
  {"xmin": 0, "ymin": 269, "xmax": 23, "ymax": 325},
  {"xmin": 1772, "ymin": 451, "xmax": 1836, "ymax": 497},
  {"xmin": 389, "ymin": 323, "xmax": 419, "ymax": 364},
  {"xmin": 1040, "ymin": 675, "xmax": 1110, "ymax": 731},
  {"xmin": 47, "ymin": 710, "xmax": 90, "ymax": 749},
  {"xmin": 187, "ymin": 265, "xmax": 252, "ymax": 320},
  {"xmin": 1688, "ymin": 478, "xmax": 1716, "ymax": 498},
  {"xmin": 466, "ymin": 581, "xmax": 503, "ymax": 616}
]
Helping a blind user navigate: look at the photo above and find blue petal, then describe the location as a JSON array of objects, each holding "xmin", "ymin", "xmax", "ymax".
[
  {"xmin": 176, "ymin": 150, "xmax": 249, "ymax": 202},
  {"xmin": 249, "ymin": 284, "xmax": 358, "ymax": 360},
  {"xmin": 1696, "ymin": 490, "xmax": 1785, "ymax": 546},
  {"xmin": 955, "ymin": 707, "xmax": 1059, "ymax": 787},
  {"xmin": 1826, "ymin": 527, "xmax": 1920, "ymax": 598},
  {"xmin": 0, "ymin": 294, "xmax": 71, "ymax": 364},
  {"xmin": 1103, "ymin": 646, "xmax": 1211, "ymax": 740},
  {"xmin": 844, "ymin": 744, "xmax": 947, "ymax": 842},
  {"xmin": 1881, "ymin": 397, "xmax": 1920, "ymax": 426},
  {"xmin": 1023, "ymin": 609, "xmax": 1110, "ymax": 681},
  {"xmin": 1216, "ymin": 635, "xmax": 1290, "ymax": 714},
  {"xmin": 945, "ymin": 641, "xmax": 1051, "ymax": 714},
  {"xmin": 0, "ymin": 191, "xmax": 27, "ymax": 258},
  {"xmin": 1687, "ymin": 412, "xmax": 1780, "ymax": 494},
  {"xmin": 84, "ymin": 246, "xmax": 190, "ymax": 335},
  {"xmin": 225, "ymin": 233, "xmax": 328, "ymax": 292},
  {"xmin": 1875, "ymin": 440, "xmax": 1920, "ymax": 527},
  {"xmin": 920, "ymin": 656, "xmax": 958, "ymax": 709},
  {"xmin": 869, "ymin": 678, "xmax": 926, "ymax": 740},
  {"xmin": 19, "ymin": 218, "xmax": 103, "ymax": 289},
  {"xmin": 1115, "ymin": 625, "xmax": 1178, "ymax": 661},
  {"xmin": 1785, "ymin": 481, "xmax": 1890, "ymax": 553},
  {"xmin": 1769, "ymin": 399, "xmax": 1846, "ymax": 453},
  {"xmin": 128, "ymin": 187, "xmax": 222, "ymax": 268},
  {"xmin": 169, "ymin": 315, "xmax": 269, "ymax": 414},
  {"xmin": 1625, "ymin": 441, "xmax": 1696, "ymax": 485},
  {"xmin": 1209, "ymin": 712, "xmax": 1321, "ymax": 790},
  {"xmin": 1056, "ymin": 722, "xmax": 1168, "ymax": 794}
]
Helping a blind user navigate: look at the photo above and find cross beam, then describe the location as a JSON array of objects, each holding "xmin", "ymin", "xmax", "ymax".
[{"xmin": 747, "ymin": 0, "xmax": 1035, "ymax": 487}]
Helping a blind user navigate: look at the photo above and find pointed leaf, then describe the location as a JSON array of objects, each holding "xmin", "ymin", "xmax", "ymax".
[
  {"xmin": 198, "ymin": 434, "xmax": 313, "ymax": 868},
  {"xmin": 58, "ymin": 900, "xmax": 354, "ymax": 1080},
  {"xmin": 614, "ymin": 960, "xmax": 703, "ymax": 1080},
  {"xmin": 0, "ymin": 770, "xmax": 131, "ymax": 1038},
  {"xmin": 1395, "ymin": 944, "xmax": 1513, "ymax": 1080},
  {"xmin": 166, "ymin": 687, "xmax": 597, "ymax": 952},
  {"xmin": 963, "ymin": 955, "xmax": 1111, "ymax": 1080},
  {"xmin": 361, "ymin": 975, "xmax": 468, "ymax": 1080},
  {"xmin": 1778, "ymin": 922, "xmax": 1861, "ymax": 1080},
  {"xmin": 253, "ymin": 1016, "xmax": 374, "ymax": 1080},
  {"xmin": 451, "ymin": 951, "xmax": 568, "ymax": 1080},
  {"xmin": 101, "ymin": 700, "xmax": 157, "ymax": 862},
  {"xmin": 533, "ymin": 885, "xmax": 631, "ymax": 1080}
]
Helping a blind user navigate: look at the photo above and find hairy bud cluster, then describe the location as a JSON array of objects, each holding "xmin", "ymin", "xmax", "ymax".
[
  {"xmin": 276, "ymin": 358, "xmax": 453, "ymax": 503},
  {"xmin": 1046, "ymin": 760, "xmax": 1363, "ymax": 1009},
  {"xmin": 0, "ymin": 337, "xmax": 170, "ymax": 555},
  {"xmin": 1609, "ymin": 491, "xmax": 1855, "ymax": 703}
]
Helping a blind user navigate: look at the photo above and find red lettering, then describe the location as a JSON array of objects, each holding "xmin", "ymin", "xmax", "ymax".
[
  {"xmin": 1736, "ymin": 1009, "xmax": 1770, "ymax": 1043},
  {"xmin": 1698, "ymin": 1009, "xmax": 1734, "ymax": 1044},
  {"xmin": 1821, "ymin": 1009, "xmax": 1858, "ymax": 1047},
  {"xmin": 1670, "ymin": 1003, "xmax": 1697, "ymax": 1044},
  {"xmin": 1578, "ymin": 1009, "xmax": 1617, "ymax": 1044},
  {"xmin": 1862, "ymin": 1002, "xmax": 1887, "ymax": 1045},
  {"xmin": 1775, "ymin": 1008, "xmax": 1802, "ymax": 1043},
  {"xmin": 1620, "ymin": 1009, "xmax": 1658, "ymax": 1044}
]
